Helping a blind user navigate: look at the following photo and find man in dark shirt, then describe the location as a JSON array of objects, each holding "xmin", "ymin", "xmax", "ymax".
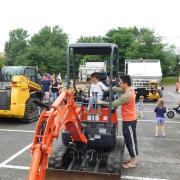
[{"xmin": 41, "ymin": 75, "xmax": 51, "ymax": 102}]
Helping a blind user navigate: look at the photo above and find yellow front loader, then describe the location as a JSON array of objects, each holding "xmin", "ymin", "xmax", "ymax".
[
  {"xmin": 147, "ymin": 80, "xmax": 162, "ymax": 101},
  {"xmin": 0, "ymin": 66, "xmax": 43, "ymax": 123}
]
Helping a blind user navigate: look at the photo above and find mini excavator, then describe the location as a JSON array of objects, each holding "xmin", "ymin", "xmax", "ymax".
[{"xmin": 28, "ymin": 43, "xmax": 125, "ymax": 180}]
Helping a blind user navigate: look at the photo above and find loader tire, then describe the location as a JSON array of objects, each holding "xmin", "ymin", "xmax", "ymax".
[
  {"xmin": 48, "ymin": 144, "xmax": 72, "ymax": 169},
  {"xmin": 22, "ymin": 98, "xmax": 40, "ymax": 123},
  {"xmin": 106, "ymin": 137, "xmax": 125, "ymax": 175}
]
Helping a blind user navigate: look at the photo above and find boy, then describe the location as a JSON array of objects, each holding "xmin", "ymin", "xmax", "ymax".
[{"xmin": 87, "ymin": 72, "xmax": 109, "ymax": 111}]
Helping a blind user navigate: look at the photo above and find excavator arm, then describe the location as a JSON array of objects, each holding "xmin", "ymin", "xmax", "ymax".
[{"xmin": 28, "ymin": 90, "xmax": 87, "ymax": 180}]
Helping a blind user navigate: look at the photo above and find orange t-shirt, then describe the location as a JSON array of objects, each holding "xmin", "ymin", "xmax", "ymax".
[{"xmin": 121, "ymin": 89, "xmax": 137, "ymax": 121}]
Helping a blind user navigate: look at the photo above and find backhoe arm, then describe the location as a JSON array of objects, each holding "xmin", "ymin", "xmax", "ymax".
[{"xmin": 28, "ymin": 90, "xmax": 87, "ymax": 180}]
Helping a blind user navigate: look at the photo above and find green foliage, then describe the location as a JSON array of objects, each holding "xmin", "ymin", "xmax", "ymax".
[
  {"xmin": 162, "ymin": 76, "xmax": 178, "ymax": 85},
  {"xmin": 5, "ymin": 26, "xmax": 68, "ymax": 76},
  {"xmin": 26, "ymin": 26, "xmax": 68, "ymax": 75},
  {"xmin": 5, "ymin": 28, "xmax": 29, "ymax": 65},
  {"xmin": 77, "ymin": 36, "xmax": 104, "ymax": 43},
  {"xmin": 0, "ymin": 56, "xmax": 5, "ymax": 67},
  {"xmin": 4, "ymin": 26, "xmax": 177, "ymax": 77},
  {"xmin": 77, "ymin": 36, "xmax": 105, "ymax": 64},
  {"xmin": 104, "ymin": 27, "xmax": 176, "ymax": 75}
]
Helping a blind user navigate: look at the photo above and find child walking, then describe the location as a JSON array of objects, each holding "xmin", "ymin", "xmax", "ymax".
[
  {"xmin": 154, "ymin": 98, "xmax": 166, "ymax": 137},
  {"xmin": 137, "ymin": 95, "xmax": 144, "ymax": 118},
  {"xmin": 87, "ymin": 72, "xmax": 108, "ymax": 111}
]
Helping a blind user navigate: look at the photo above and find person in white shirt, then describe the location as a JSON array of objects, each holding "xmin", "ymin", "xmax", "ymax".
[{"xmin": 87, "ymin": 72, "xmax": 109, "ymax": 111}]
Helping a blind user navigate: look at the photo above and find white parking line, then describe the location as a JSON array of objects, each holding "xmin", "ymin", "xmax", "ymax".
[
  {"xmin": 139, "ymin": 136, "xmax": 180, "ymax": 142},
  {"xmin": 144, "ymin": 104, "xmax": 176, "ymax": 107},
  {"xmin": 118, "ymin": 119, "xmax": 180, "ymax": 124},
  {"xmin": 0, "ymin": 129, "xmax": 35, "ymax": 133},
  {"xmin": 2, "ymin": 164, "xmax": 29, "ymax": 170},
  {"xmin": 138, "ymin": 119, "xmax": 180, "ymax": 124},
  {"xmin": 0, "ymin": 143, "xmax": 32, "ymax": 168}
]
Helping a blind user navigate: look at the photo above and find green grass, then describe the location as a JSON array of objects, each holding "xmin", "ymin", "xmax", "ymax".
[{"xmin": 162, "ymin": 76, "xmax": 178, "ymax": 85}]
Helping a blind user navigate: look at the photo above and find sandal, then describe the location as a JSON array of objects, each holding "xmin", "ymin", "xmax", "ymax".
[
  {"xmin": 123, "ymin": 161, "xmax": 137, "ymax": 169},
  {"xmin": 123, "ymin": 160, "xmax": 138, "ymax": 165},
  {"xmin": 123, "ymin": 160, "xmax": 131, "ymax": 164}
]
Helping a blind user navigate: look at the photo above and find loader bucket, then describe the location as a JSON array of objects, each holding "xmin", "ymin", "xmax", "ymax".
[{"xmin": 45, "ymin": 169, "xmax": 120, "ymax": 180}]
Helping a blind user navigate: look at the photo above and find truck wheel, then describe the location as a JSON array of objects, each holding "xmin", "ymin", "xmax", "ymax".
[
  {"xmin": 22, "ymin": 98, "xmax": 40, "ymax": 123},
  {"xmin": 106, "ymin": 136, "xmax": 125, "ymax": 175},
  {"xmin": 167, "ymin": 111, "xmax": 175, "ymax": 118}
]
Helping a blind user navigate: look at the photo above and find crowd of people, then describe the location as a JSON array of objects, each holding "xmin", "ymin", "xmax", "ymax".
[{"xmin": 40, "ymin": 73, "xmax": 63, "ymax": 103}]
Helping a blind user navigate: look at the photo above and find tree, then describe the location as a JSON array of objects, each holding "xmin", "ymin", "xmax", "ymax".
[
  {"xmin": 77, "ymin": 36, "xmax": 104, "ymax": 43},
  {"xmin": 5, "ymin": 26, "xmax": 69, "ymax": 76},
  {"xmin": 5, "ymin": 28, "xmax": 29, "ymax": 65},
  {"xmin": 104, "ymin": 27, "xmax": 136, "ymax": 70},
  {"xmin": 104, "ymin": 27, "xmax": 176, "ymax": 75},
  {"xmin": 0, "ymin": 56, "xmax": 5, "ymax": 67},
  {"xmin": 77, "ymin": 36, "xmax": 105, "ymax": 64},
  {"xmin": 26, "ymin": 26, "xmax": 69, "ymax": 75}
]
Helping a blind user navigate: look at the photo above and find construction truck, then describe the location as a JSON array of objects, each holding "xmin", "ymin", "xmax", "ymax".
[
  {"xmin": 0, "ymin": 66, "xmax": 43, "ymax": 123},
  {"xmin": 125, "ymin": 59, "xmax": 163, "ymax": 100},
  {"xmin": 28, "ymin": 43, "xmax": 124, "ymax": 180},
  {"xmin": 79, "ymin": 61, "xmax": 106, "ymax": 81}
]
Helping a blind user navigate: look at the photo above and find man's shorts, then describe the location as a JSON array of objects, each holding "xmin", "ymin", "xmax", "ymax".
[{"xmin": 156, "ymin": 117, "xmax": 165, "ymax": 124}]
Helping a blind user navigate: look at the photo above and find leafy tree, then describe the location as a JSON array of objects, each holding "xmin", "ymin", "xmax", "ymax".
[
  {"xmin": 26, "ymin": 26, "xmax": 68, "ymax": 75},
  {"xmin": 5, "ymin": 28, "xmax": 29, "ymax": 65},
  {"xmin": 5, "ymin": 26, "xmax": 69, "ymax": 76},
  {"xmin": 104, "ymin": 27, "xmax": 176, "ymax": 75},
  {"xmin": 77, "ymin": 36, "xmax": 104, "ymax": 43},
  {"xmin": 0, "ymin": 56, "xmax": 5, "ymax": 67},
  {"xmin": 77, "ymin": 36, "xmax": 105, "ymax": 64}
]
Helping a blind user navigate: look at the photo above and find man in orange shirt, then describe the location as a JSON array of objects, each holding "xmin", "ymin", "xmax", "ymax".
[{"xmin": 98, "ymin": 74, "xmax": 138, "ymax": 168}]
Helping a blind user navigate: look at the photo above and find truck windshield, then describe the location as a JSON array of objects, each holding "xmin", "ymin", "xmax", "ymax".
[{"xmin": 1, "ymin": 67, "xmax": 23, "ymax": 81}]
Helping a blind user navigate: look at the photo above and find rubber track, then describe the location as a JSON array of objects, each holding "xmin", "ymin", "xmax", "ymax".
[
  {"xmin": 106, "ymin": 137, "xmax": 125, "ymax": 175},
  {"xmin": 22, "ymin": 98, "xmax": 39, "ymax": 123},
  {"xmin": 48, "ymin": 144, "xmax": 68, "ymax": 169}
]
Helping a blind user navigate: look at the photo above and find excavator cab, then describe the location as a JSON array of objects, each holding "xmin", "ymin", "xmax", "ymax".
[
  {"xmin": 28, "ymin": 43, "xmax": 125, "ymax": 180},
  {"xmin": 65, "ymin": 43, "xmax": 120, "ymax": 147}
]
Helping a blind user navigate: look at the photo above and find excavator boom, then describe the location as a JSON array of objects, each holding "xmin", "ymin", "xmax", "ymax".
[{"xmin": 28, "ymin": 90, "xmax": 87, "ymax": 180}]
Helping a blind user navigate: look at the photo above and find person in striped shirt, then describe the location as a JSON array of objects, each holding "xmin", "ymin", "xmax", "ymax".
[{"xmin": 97, "ymin": 74, "xmax": 138, "ymax": 168}]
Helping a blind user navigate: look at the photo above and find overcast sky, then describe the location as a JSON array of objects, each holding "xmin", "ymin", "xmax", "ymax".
[{"xmin": 0, "ymin": 0, "xmax": 180, "ymax": 52}]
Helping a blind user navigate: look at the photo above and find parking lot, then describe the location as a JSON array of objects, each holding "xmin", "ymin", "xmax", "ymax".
[{"xmin": 0, "ymin": 85, "xmax": 180, "ymax": 180}]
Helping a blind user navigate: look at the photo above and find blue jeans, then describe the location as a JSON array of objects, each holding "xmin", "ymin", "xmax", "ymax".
[
  {"xmin": 51, "ymin": 92, "xmax": 58, "ymax": 102},
  {"xmin": 87, "ymin": 95, "xmax": 103, "ymax": 111}
]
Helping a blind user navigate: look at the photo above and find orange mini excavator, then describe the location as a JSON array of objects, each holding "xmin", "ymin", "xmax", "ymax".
[{"xmin": 28, "ymin": 43, "xmax": 125, "ymax": 180}]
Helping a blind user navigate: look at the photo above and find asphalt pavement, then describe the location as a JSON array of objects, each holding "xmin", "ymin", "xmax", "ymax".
[{"xmin": 0, "ymin": 85, "xmax": 179, "ymax": 180}]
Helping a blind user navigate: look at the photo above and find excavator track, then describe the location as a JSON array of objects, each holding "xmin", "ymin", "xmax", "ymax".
[{"xmin": 45, "ymin": 137, "xmax": 124, "ymax": 180}]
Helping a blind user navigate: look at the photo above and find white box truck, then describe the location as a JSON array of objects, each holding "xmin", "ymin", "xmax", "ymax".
[
  {"xmin": 125, "ymin": 59, "xmax": 163, "ymax": 100},
  {"xmin": 79, "ymin": 62, "xmax": 106, "ymax": 81}
]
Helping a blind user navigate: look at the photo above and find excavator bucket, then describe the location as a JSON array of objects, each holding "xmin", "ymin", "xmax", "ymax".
[
  {"xmin": 44, "ymin": 136, "xmax": 124, "ymax": 180},
  {"xmin": 45, "ymin": 169, "xmax": 120, "ymax": 180}
]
